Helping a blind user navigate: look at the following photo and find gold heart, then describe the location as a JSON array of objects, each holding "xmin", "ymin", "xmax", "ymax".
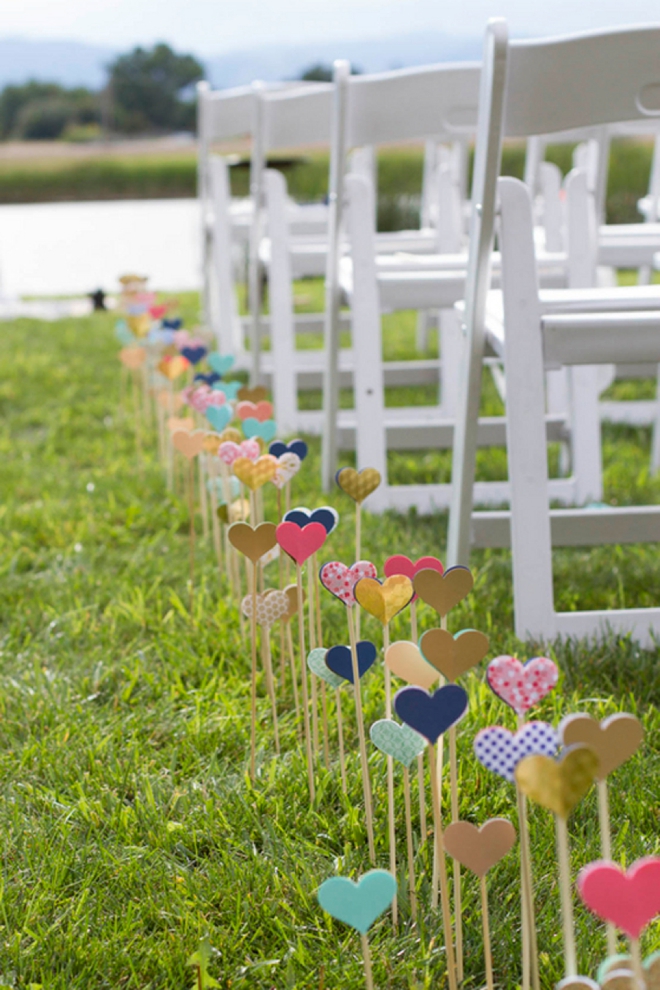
[
  {"xmin": 167, "ymin": 416, "xmax": 194, "ymax": 433},
  {"xmin": 217, "ymin": 427, "xmax": 243, "ymax": 444},
  {"xmin": 227, "ymin": 522, "xmax": 277, "ymax": 563},
  {"xmin": 554, "ymin": 980, "xmax": 600, "ymax": 990},
  {"xmin": 202, "ymin": 433, "xmax": 221, "ymax": 454},
  {"xmin": 560, "ymin": 713, "xmax": 643, "ymax": 781},
  {"xmin": 354, "ymin": 575, "xmax": 413, "ymax": 625},
  {"xmin": 600, "ymin": 972, "xmax": 636, "ymax": 990},
  {"xmin": 336, "ymin": 467, "xmax": 381, "ymax": 504},
  {"xmin": 514, "ymin": 745, "xmax": 600, "ymax": 819},
  {"xmin": 281, "ymin": 584, "xmax": 300, "ymax": 623},
  {"xmin": 233, "ymin": 455, "xmax": 277, "ymax": 490},
  {"xmin": 385, "ymin": 641, "xmax": 439, "ymax": 689},
  {"xmin": 158, "ymin": 355, "xmax": 189, "ymax": 380},
  {"xmin": 419, "ymin": 628, "xmax": 489, "ymax": 682},
  {"xmin": 171, "ymin": 430, "xmax": 205, "ymax": 460},
  {"xmin": 119, "ymin": 346, "xmax": 146, "ymax": 370},
  {"xmin": 413, "ymin": 565, "xmax": 473, "ymax": 616},
  {"xmin": 237, "ymin": 385, "xmax": 268, "ymax": 403},
  {"xmin": 443, "ymin": 818, "xmax": 517, "ymax": 877},
  {"xmin": 127, "ymin": 313, "xmax": 151, "ymax": 338}
]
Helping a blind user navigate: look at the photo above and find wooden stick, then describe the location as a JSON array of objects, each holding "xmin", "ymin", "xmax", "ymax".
[
  {"xmin": 188, "ymin": 458, "xmax": 195, "ymax": 617},
  {"xmin": 360, "ymin": 933, "xmax": 374, "ymax": 990},
  {"xmin": 384, "ymin": 624, "xmax": 397, "ymax": 927},
  {"xmin": 430, "ymin": 610, "xmax": 449, "ymax": 910},
  {"xmin": 286, "ymin": 624, "xmax": 301, "ymax": 724},
  {"xmin": 198, "ymin": 453, "xmax": 209, "ymax": 541},
  {"xmin": 403, "ymin": 764, "xmax": 417, "ymax": 920},
  {"xmin": 481, "ymin": 875, "xmax": 494, "ymax": 990},
  {"xmin": 629, "ymin": 938, "xmax": 645, "ymax": 989},
  {"xmin": 597, "ymin": 779, "xmax": 617, "ymax": 957},
  {"xmin": 132, "ymin": 370, "xmax": 143, "ymax": 469},
  {"xmin": 308, "ymin": 563, "xmax": 320, "ymax": 757},
  {"xmin": 355, "ymin": 502, "xmax": 362, "ymax": 640},
  {"xmin": 261, "ymin": 627, "xmax": 280, "ymax": 754},
  {"xmin": 320, "ymin": 681, "xmax": 330, "ymax": 771},
  {"xmin": 249, "ymin": 560, "xmax": 258, "ymax": 780},
  {"xmin": 417, "ymin": 753, "xmax": 427, "ymax": 847},
  {"xmin": 556, "ymin": 815, "xmax": 577, "ymax": 979},
  {"xmin": 347, "ymin": 606, "xmax": 376, "ymax": 863},
  {"xmin": 428, "ymin": 742, "xmax": 458, "ymax": 990},
  {"xmin": 166, "ymin": 382, "xmax": 174, "ymax": 490},
  {"xmin": 335, "ymin": 687, "xmax": 348, "ymax": 794},
  {"xmin": 296, "ymin": 562, "xmax": 315, "ymax": 803},
  {"xmin": 209, "ymin": 473, "xmax": 223, "ymax": 583},
  {"xmin": 449, "ymin": 723, "xmax": 463, "ymax": 981},
  {"xmin": 517, "ymin": 786, "xmax": 540, "ymax": 990}
]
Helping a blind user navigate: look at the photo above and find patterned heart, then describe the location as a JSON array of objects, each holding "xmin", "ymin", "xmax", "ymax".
[
  {"xmin": 233, "ymin": 455, "xmax": 277, "ymax": 490},
  {"xmin": 474, "ymin": 722, "xmax": 558, "ymax": 784},
  {"xmin": 272, "ymin": 452, "xmax": 301, "ymax": 489},
  {"xmin": 370, "ymin": 718, "xmax": 426, "ymax": 767},
  {"xmin": 119, "ymin": 346, "xmax": 146, "ymax": 369},
  {"xmin": 486, "ymin": 655, "xmax": 558, "ymax": 715},
  {"xmin": 205, "ymin": 405, "xmax": 232, "ymax": 432},
  {"xmin": 394, "ymin": 683, "xmax": 468, "ymax": 745},
  {"xmin": 276, "ymin": 521, "xmax": 327, "ymax": 565},
  {"xmin": 413, "ymin": 566, "xmax": 473, "ymax": 616},
  {"xmin": 319, "ymin": 561, "xmax": 377, "ymax": 607},
  {"xmin": 242, "ymin": 590, "xmax": 289, "ymax": 627},
  {"xmin": 172, "ymin": 430, "xmax": 205, "ymax": 460},
  {"xmin": 317, "ymin": 870, "xmax": 397, "ymax": 934},
  {"xmin": 227, "ymin": 522, "xmax": 277, "ymax": 562},
  {"xmin": 325, "ymin": 641, "xmax": 377, "ymax": 684},
  {"xmin": 285, "ymin": 506, "xmax": 339, "ymax": 534},
  {"xmin": 384, "ymin": 554, "xmax": 443, "ymax": 601},
  {"xmin": 443, "ymin": 819, "xmax": 517, "ymax": 877},
  {"xmin": 577, "ymin": 857, "xmax": 660, "ymax": 940},
  {"xmin": 354, "ymin": 575, "xmax": 414, "ymax": 625},
  {"xmin": 237, "ymin": 385, "xmax": 268, "ymax": 403},
  {"xmin": 514, "ymin": 745, "xmax": 600, "ymax": 819},
  {"xmin": 236, "ymin": 400, "xmax": 274, "ymax": 422},
  {"xmin": 242, "ymin": 417, "xmax": 277, "ymax": 443},
  {"xmin": 307, "ymin": 648, "xmax": 344, "ymax": 690},
  {"xmin": 335, "ymin": 466, "xmax": 381, "ymax": 504},
  {"xmin": 385, "ymin": 641, "xmax": 439, "ymax": 690},
  {"xmin": 207, "ymin": 352, "xmax": 235, "ymax": 376},
  {"xmin": 181, "ymin": 345, "xmax": 207, "ymax": 365},
  {"xmin": 269, "ymin": 439, "xmax": 308, "ymax": 461},
  {"xmin": 419, "ymin": 628, "xmax": 489, "ymax": 682},
  {"xmin": 560, "ymin": 713, "xmax": 643, "ymax": 781}
]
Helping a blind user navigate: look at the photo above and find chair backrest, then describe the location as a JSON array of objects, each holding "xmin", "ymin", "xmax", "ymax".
[{"xmin": 259, "ymin": 83, "xmax": 334, "ymax": 153}]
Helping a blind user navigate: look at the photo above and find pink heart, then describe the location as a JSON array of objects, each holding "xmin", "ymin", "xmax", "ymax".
[
  {"xmin": 486, "ymin": 655, "xmax": 558, "ymax": 715},
  {"xmin": 319, "ymin": 560, "xmax": 378, "ymax": 607},
  {"xmin": 239, "ymin": 438, "xmax": 261, "ymax": 461},
  {"xmin": 577, "ymin": 858, "xmax": 660, "ymax": 939},
  {"xmin": 276, "ymin": 521, "xmax": 327, "ymax": 565},
  {"xmin": 236, "ymin": 400, "xmax": 274, "ymax": 423},
  {"xmin": 384, "ymin": 555, "xmax": 444, "ymax": 602},
  {"xmin": 218, "ymin": 441, "xmax": 241, "ymax": 465}
]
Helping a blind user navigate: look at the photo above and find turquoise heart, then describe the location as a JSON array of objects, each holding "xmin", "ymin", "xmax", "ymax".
[
  {"xmin": 207, "ymin": 476, "xmax": 240, "ymax": 500},
  {"xmin": 115, "ymin": 321, "xmax": 135, "ymax": 345},
  {"xmin": 243, "ymin": 417, "xmax": 277, "ymax": 442},
  {"xmin": 206, "ymin": 405, "xmax": 232, "ymax": 431},
  {"xmin": 208, "ymin": 352, "xmax": 235, "ymax": 376},
  {"xmin": 317, "ymin": 870, "xmax": 397, "ymax": 934},
  {"xmin": 307, "ymin": 648, "xmax": 343, "ymax": 690},
  {"xmin": 213, "ymin": 381, "xmax": 241, "ymax": 401},
  {"xmin": 370, "ymin": 718, "xmax": 426, "ymax": 767}
]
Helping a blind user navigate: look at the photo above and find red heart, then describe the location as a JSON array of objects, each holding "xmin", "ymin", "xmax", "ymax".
[
  {"xmin": 384, "ymin": 555, "xmax": 443, "ymax": 601},
  {"xmin": 577, "ymin": 858, "xmax": 660, "ymax": 939},
  {"xmin": 276, "ymin": 521, "xmax": 327, "ymax": 565}
]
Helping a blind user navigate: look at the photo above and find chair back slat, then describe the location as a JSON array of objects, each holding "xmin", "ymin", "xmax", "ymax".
[{"xmin": 261, "ymin": 84, "xmax": 334, "ymax": 152}]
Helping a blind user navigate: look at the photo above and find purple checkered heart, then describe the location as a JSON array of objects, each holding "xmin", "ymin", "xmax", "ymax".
[{"xmin": 474, "ymin": 721, "xmax": 558, "ymax": 783}]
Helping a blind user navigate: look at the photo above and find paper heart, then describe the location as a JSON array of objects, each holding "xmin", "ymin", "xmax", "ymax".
[
  {"xmin": 325, "ymin": 641, "xmax": 377, "ymax": 684},
  {"xmin": 282, "ymin": 584, "xmax": 299, "ymax": 622},
  {"xmin": 157, "ymin": 391, "xmax": 184, "ymax": 412},
  {"xmin": 172, "ymin": 430, "xmax": 205, "ymax": 459},
  {"xmin": 115, "ymin": 322, "xmax": 136, "ymax": 345},
  {"xmin": 354, "ymin": 575, "xmax": 414, "ymax": 625},
  {"xmin": 394, "ymin": 683, "xmax": 468, "ymax": 745},
  {"xmin": 213, "ymin": 381, "xmax": 241, "ymax": 401},
  {"xmin": 205, "ymin": 405, "xmax": 232, "ymax": 432},
  {"xmin": 207, "ymin": 352, "xmax": 234, "ymax": 376},
  {"xmin": 578, "ymin": 857, "xmax": 660, "ymax": 940},
  {"xmin": 218, "ymin": 428, "xmax": 245, "ymax": 446},
  {"xmin": 269, "ymin": 439, "xmax": 308, "ymax": 461},
  {"xmin": 236, "ymin": 400, "xmax": 274, "ymax": 422},
  {"xmin": 487, "ymin": 655, "xmax": 559, "ymax": 715},
  {"xmin": 242, "ymin": 590, "xmax": 289, "ymax": 627},
  {"xmin": 474, "ymin": 722, "xmax": 558, "ymax": 784},
  {"xmin": 237, "ymin": 385, "xmax": 268, "ymax": 403},
  {"xmin": 599, "ymin": 975, "xmax": 636, "ymax": 990},
  {"xmin": 515, "ymin": 745, "xmax": 600, "ymax": 819},
  {"xmin": 560, "ymin": 713, "xmax": 643, "ymax": 781},
  {"xmin": 307, "ymin": 648, "xmax": 344, "ymax": 690},
  {"xmin": 218, "ymin": 441, "xmax": 242, "ymax": 465},
  {"xmin": 319, "ymin": 560, "xmax": 377, "ymax": 607},
  {"xmin": 276, "ymin": 521, "xmax": 327, "ymax": 565},
  {"xmin": 242, "ymin": 417, "xmax": 277, "ymax": 443},
  {"xmin": 272, "ymin": 452, "xmax": 301, "ymax": 489},
  {"xmin": 127, "ymin": 313, "xmax": 151, "ymax": 337},
  {"xmin": 233, "ymin": 455, "xmax": 277, "ymax": 490},
  {"xmin": 443, "ymin": 819, "xmax": 517, "ymax": 877},
  {"xmin": 217, "ymin": 497, "xmax": 250, "ymax": 523},
  {"xmin": 285, "ymin": 506, "xmax": 338, "ymax": 534},
  {"xmin": 384, "ymin": 554, "xmax": 443, "ymax": 601},
  {"xmin": 317, "ymin": 869, "xmax": 397, "ymax": 934},
  {"xmin": 370, "ymin": 718, "xmax": 426, "ymax": 766},
  {"xmin": 119, "ymin": 346, "xmax": 146, "ymax": 369},
  {"xmin": 194, "ymin": 371, "xmax": 221, "ymax": 387},
  {"xmin": 227, "ymin": 522, "xmax": 277, "ymax": 562},
  {"xmin": 163, "ymin": 317, "xmax": 182, "ymax": 331},
  {"xmin": 598, "ymin": 956, "xmax": 635, "ymax": 983},
  {"xmin": 419, "ymin": 628, "xmax": 489, "ymax": 682},
  {"xmin": 202, "ymin": 433, "xmax": 222, "ymax": 454},
  {"xmin": 554, "ymin": 980, "xmax": 600, "ymax": 990},
  {"xmin": 335, "ymin": 466, "xmax": 381, "ymax": 504},
  {"xmin": 413, "ymin": 565, "xmax": 473, "ymax": 616},
  {"xmin": 385, "ymin": 641, "xmax": 439, "ymax": 690},
  {"xmin": 168, "ymin": 415, "xmax": 194, "ymax": 434},
  {"xmin": 158, "ymin": 355, "xmax": 189, "ymax": 380},
  {"xmin": 181, "ymin": 345, "xmax": 207, "ymax": 365}
]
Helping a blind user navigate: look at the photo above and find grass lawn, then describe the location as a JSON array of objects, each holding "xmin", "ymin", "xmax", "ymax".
[{"xmin": 0, "ymin": 294, "xmax": 659, "ymax": 989}]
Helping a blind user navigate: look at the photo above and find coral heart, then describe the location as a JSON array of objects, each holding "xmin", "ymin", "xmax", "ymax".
[
  {"xmin": 242, "ymin": 417, "xmax": 277, "ymax": 443},
  {"xmin": 158, "ymin": 355, "xmax": 189, "ymax": 380},
  {"xmin": 237, "ymin": 385, "xmax": 268, "ymax": 403},
  {"xmin": 236, "ymin": 400, "xmax": 274, "ymax": 422},
  {"xmin": 119, "ymin": 346, "xmax": 146, "ymax": 370},
  {"xmin": 354, "ymin": 575, "xmax": 414, "ymax": 625},
  {"xmin": 443, "ymin": 819, "xmax": 517, "ymax": 877},
  {"xmin": 335, "ymin": 466, "xmax": 381, "ymax": 504},
  {"xmin": 577, "ymin": 857, "xmax": 660, "ymax": 940},
  {"xmin": 319, "ymin": 561, "xmax": 377, "ymax": 607},
  {"xmin": 307, "ymin": 648, "xmax": 344, "ymax": 690},
  {"xmin": 385, "ymin": 641, "xmax": 439, "ymax": 690},
  {"xmin": 412, "ymin": 566, "xmax": 473, "ymax": 616},
  {"xmin": 514, "ymin": 745, "xmax": 600, "ymax": 819},
  {"xmin": 384, "ymin": 555, "xmax": 443, "ymax": 601},
  {"xmin": 394, "ymin": 684, "xmax": 468, "ymax": 744},
  {"xmin": 272, "ymin": 452, "xmax": 301, "ymax": 489},
  {"xmin": 207, "ymin": 352, "xmax": 235, "ymax": 376},
  {"xmin": 171, "ymin": 430, "xmax": 205, "ymax": 459},
  {"xmin": 325, "ymin": 641, "xmax": 377, "ymax": 684},
  {"xmin": 167, "ymin": 415, "xmax": 194, "ymax": 433},
  {"xmin": 419, "ymin": 628, "xmax": 489, "ymax": 682},
  {"xmin": 317, "ymin": 870, "xmax": 397, "ymax": 934},
  {"xmin": 370, "ymin": 718, "xmax": 426, "ymax": 766},
  {"xmin": 227, "ymin": 522, "xmax": 277, "ymax": 563},
  {"xmin": 181, "ymin": 345, "xmax": 207, "ymax": 365},
  {"xmin": 205, "ymin": 405, "xmax": 232, "ymax": 432},
  {"xmin": 241, "ymin": 590, "xmax": 289, "ymax": 627},
  {"xmin": 486, "ymin": 655, "xmax": 558, "ymax": 715},
  {"xmin": 233, "ymin": 455, "xmax": 277, "ymax": 490},
  {"xmin": 285, "ymin": 506, "xmax": 338, "ymax": 534},
  {"xmin": 269, "ymin": 439, "xmax": 308, "ymax": 461},
  {"xmin": 474, "ymin": 722, "xmax": 558, "ymax": 784},
  {"xmin": 276, "ymin": 521, "xmax": 327, "ymax": 564},
  {"xmin": 560, "ymin": 713, "xmax": 643, "ymax": 781}
]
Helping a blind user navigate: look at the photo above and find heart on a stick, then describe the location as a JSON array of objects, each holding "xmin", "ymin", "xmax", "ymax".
[
  {"xmin": 233, "ymin": 455, "xmax": 277, "ymax": 490},
  {"xmin": 354, "ymin": 575, "xmax": 414, "ymax": 625},
  {"xmin": 474, "ymin": 722, "xmax": 558, "ymax": 784},
  {"xmin": 119, "ymin": 346, "xmax": 146, "ymax": 370},
  {"xmin": 236, "ymin": 400, "xmax": 273, "ymax": 422},
  {"xmin": 384, "ymin": 554, "xmax": 443, "ymax": 601},
  {"xmin": 560, "ymin": 713, "xmax": 643, "ymax": 781},
  {"xmin": 272, "ymin": 452, "xmax": 301, "ymax": 489},
  {"xmin": 227, "ymin": 522, "xmax": 277, "ymax": 563},
  {"xmin": 325, "ymin": 641, "xmax": 377, "ymax": 684},
  {"xmin": 237, "ymin": 385, "xmax": 268, "ymax": 403},
  {"xmin": 319, "ymin": 561, "xmax": 377, "ymax": 607},
  {"xmin": 443, "ymin": 818, "xmax": 517, "ymax": 877},
  {"xmin": 487, "ymin": 655, "xmax": 558, "ymax": 715},
  {"xmin": 385, "ymin": 641, "xmax": 439, "ymax": 690},
  {"xmin": 419, "ymin": 628, "xmax": 489, "ymax": 682},
  {"xmin": 335, "ymin": 467, "xmax": 381, "ymax": 504},
  {"xmin": 317, "ymin": 869, "xmax": 397, "ymax": 934},
  {"xmin": 172, "ymin": 430, "xmax": 205, "ymax": 460},
  {"xmin": 413, "ymin": 565, "xmax": 473, "ymax": 616},
  {"xmin": 307, "ymin": 648, "xmax": 344, "ymax": 690},
  {"xmin": 281, "ymin": 584, "xmax": 299, "ymax": 623},
  {"xmin": 241, "ymin": 590, "xmax": 289, "ymax": 627},
  {"xmin": 168, "ymin": 416, "xmax": 194, "ymax": 433},
  {"xmin": 276, "ymin": 521, "xmax": 327, "ymax": 565},
  {"xmin": 515, "ymin": 744, "xmax": 600, "ymax": 819},
  {"xmin": 370, "ymin": 718, "xmax": 426, "ymax": 766},
  {"xmin": 577, "ymin": 857, "xmax": 660, "ymax": 940},
  {"xmin": 394, "ymin": 683, "xmax": 468, "ymax": 745}
]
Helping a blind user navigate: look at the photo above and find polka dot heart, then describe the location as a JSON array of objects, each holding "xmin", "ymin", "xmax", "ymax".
[
  {"xmin": 474, "ymin": 722, "xmax": 558, "ymax": 783},
  {"xmin": 319, "ymin": 560, "xmax": 377, "ymax": 607},
  {"xmin": 486, "ymin": 655, "xmax": 558, "ymax": 715}
]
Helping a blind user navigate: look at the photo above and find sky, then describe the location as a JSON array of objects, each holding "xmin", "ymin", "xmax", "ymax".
[{"xmin": 2, "ymin": 0, "xmax": 660, "ymax": 54}]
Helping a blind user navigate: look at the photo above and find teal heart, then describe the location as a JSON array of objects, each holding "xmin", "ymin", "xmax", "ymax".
[
  {"xmin": 370, "ymin": 718, "xmax": 426, "ymax": 767},
  {"xmin": 206, "ymin": 405, "xmax": 232, "ymax": 431},
  {"xmin": 317, "ymin": 870, "xmax": 397, "ymax": 934},
  {"xmin": 307, "ymin": 648, "xmax": 343, "ymax": 690},
  {"xmin": 243, "ymin": 417, "xmax": 277, "ymax": 442},
  {"xmin": 115, "ymin": 321, "xmax": 135, "ymax": 345},
  {"xmin": 213, "ymin": 381, "xmax": 241, "ymax": 400},
  {"xmin": 207, "ymin": 476, "xmax": 240, "ymax": 500},
  {"xmin": 208, "ymin": 352, "xmax": 235, "ymax": 376}
]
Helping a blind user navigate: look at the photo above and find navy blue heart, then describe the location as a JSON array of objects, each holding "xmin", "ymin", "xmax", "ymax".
[
  {"xmin": 394, "ymin": 684, "xmax": 468, "ymax": 744},
  {"xmin": 284, "ymin": 506, "xmax": 338, "ymax": 534},
  {"xmin": 162, "ymin": 318, "xmax": 182, "ymax": 330},
  {"xmin": 269, "ymin": 439, "xmax": 308, "ymax": 461},
  {"xmin": 181, "ymin": 346, "xmax": 207, "ymax": 365},
  {"xmin": 194, "ymin": 371, "xmax": 221, "ymax": 385},
  {"xmin": 325, "ymin": 641, "xmax": 377, "ymax": 684}
]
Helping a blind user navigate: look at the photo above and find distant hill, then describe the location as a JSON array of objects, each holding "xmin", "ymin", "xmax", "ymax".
[{"xmin": 0, "ymin": 38, "xmax": 117, "ymax": 90}]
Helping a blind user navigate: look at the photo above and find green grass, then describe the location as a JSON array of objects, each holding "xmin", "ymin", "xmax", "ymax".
[{"xmin": 0, "ymin": 294, "xmax": 659, "ymax": 988}]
